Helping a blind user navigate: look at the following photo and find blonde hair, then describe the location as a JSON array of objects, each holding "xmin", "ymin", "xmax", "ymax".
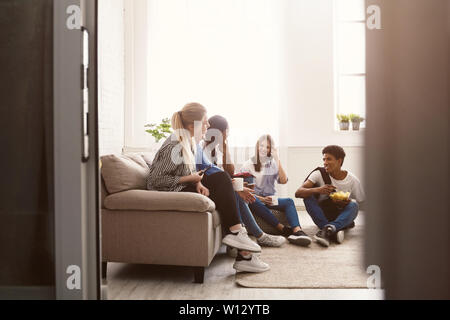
[{"xmin": 171, "ymin": 103, "xmax": 207, "ymax": 172}]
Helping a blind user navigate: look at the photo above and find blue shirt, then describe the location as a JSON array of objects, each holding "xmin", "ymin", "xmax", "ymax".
[{"xmin": 195, "ymin": 144, "xmax": 223, "ymax": 176}]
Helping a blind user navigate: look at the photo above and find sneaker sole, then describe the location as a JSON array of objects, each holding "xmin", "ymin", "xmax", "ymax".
[
  {"xmin": 233, "ymin": 262, "xmax": 270, "ymax": 273},
  {"xmin": 314, "ymin": 235, "xmax": 330, "ymax": 247},
  {"xmin": 288, "ymin": 236, "xmax": 312, "ymax": 247},
  {"xmin": 222, "ymin": 236, "xmax": 262, "ymax": 253}
]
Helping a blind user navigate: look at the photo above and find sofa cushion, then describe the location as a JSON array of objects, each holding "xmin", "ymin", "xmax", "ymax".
[
  {"xmin": 101, "ymin": 154, "xmax": 150, "ymax": 194},
  {"xmin": 104, "ymin": 189, "xmax": 216, "ymax": 213}
]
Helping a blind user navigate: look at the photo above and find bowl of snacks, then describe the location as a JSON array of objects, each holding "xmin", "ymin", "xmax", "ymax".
[{"xmin": 329, "ymin": 191, "xmax": 351, "ymax": 201}]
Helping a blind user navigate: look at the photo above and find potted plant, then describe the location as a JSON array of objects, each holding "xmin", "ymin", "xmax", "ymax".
[
  {"xmin": 145, "ymin": 118, "xmax": 172, "ymax": 150},
  {"xmin": 337, "ymin": 114, "xmax": 350, "ymax": 131},
  {"xmin": 349, "ymin": 114, "xmax": 365, "ymax": 131}
]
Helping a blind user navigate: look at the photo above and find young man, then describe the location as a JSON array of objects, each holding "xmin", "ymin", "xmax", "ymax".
[{"xmin": 295, "ymin": 145, "xmax": 365, "ymax": 247}]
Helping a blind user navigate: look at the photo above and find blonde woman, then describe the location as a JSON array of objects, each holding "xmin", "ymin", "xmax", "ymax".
[{"xmin": 147, "ymin": 103, "xmax": 269, "ymax": 273}]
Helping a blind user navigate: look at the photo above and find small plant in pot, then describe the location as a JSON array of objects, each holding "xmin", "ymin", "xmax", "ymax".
[
  {"xmin": 145, "ymin": 118, "xmax": 172, "ymax": 145},
  {"xmin": 337, "ymin": 114, "xmax": 350, "ymax": 131},
  {"xmin": 349, "ymin": 114, "xmax": 365, "ymax": 131}
]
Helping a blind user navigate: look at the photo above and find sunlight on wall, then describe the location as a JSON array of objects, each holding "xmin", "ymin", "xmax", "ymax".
[{"xmin": 147, "ymin": 0, "xmax": 282, "ymax": 146}]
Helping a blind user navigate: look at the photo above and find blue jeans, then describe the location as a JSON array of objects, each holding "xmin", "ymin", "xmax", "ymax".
[
  {"xmin": 248, "ymin": 197, "xmax": 301, "ymax": 229},
  {"xmin": 235, "ymin": 193, "xmax": 264, "ymax": 238},
  {"xmin": 303, "ymin": 196, "xmax": 359, "ymax": 231}
]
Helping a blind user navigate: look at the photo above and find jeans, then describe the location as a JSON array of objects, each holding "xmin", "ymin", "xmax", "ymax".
[
  {"xmin": 236, "ymin": 194, "xmax": 264, "ymax": 238},
  {"xmin": 303, "ymin": 196, "xmax": 359, "ymax": 231},
  {"xmin": 248, "ymin": 197, "xmax": 301, "ymax": 229}
]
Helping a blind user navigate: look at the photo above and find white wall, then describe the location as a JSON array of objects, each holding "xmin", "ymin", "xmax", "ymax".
[
  {"xmin": 279, "ymin": 0, "xmax": 364, "ymax": 148},
  {"xmin": 98, "ymin": 0, "xmax": 125, "ymax": 156}
]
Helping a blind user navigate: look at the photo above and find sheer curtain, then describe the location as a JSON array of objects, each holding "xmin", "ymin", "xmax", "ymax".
[{"xmin": 147, "ymin": 0, "xmax": 282, "ymax": 147}]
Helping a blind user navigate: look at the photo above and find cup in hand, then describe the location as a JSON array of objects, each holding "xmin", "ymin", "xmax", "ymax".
[
  {"xmin": 270, "ymin": 195, "xmax": 279, "ymax": 206},
  {"xmin": 232, "ymin": 178, "xmax": 244, "ymax": 192}
]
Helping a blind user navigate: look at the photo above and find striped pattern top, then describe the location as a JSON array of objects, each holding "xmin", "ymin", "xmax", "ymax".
[{"xmin": 147, "ymin": 136, "xmax": 194, "ymax": 192}]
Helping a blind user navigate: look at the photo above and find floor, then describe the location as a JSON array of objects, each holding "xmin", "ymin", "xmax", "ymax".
[{"xmin": 105, "ymin": 211, "xmax": 384, "ymax": 300}]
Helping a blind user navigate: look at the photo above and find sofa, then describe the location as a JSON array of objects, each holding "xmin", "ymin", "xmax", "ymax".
[{"xmin": 100, "ymin": 154, "xmax": 222, "ymax": 283}]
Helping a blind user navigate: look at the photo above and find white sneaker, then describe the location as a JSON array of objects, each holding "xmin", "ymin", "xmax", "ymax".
[
  {"xmin": 222, "ymin": 228, "xmax": 262, "ymax": 253},
  {"xmin": 257, "ymin": 233, "xmax": 287, "ymax": 247},
  {"xmin": 233, "ymin": 254, "xmax": 270, "ymax": 273},
  {"xmin": 335, "ymin": 230, "xmax": 345, "ymax": 244}
]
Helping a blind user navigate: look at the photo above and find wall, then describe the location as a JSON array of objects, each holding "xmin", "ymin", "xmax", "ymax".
[
  {"xmin": 98, "ymin": 0, "xmax": 125, "ymax": 156},
  {"xmin": 280, "ymin": 0, "xmax": 364, "ymax": 148}
]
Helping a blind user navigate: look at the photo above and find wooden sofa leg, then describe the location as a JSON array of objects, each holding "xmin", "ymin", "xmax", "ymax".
[
  {"xmin": 102, "ymin": 262, "xmax": 107, "ymax": 279},
  {"xmin": 193, "ymin": 267, "xmax": 205, "ymax": 284}
]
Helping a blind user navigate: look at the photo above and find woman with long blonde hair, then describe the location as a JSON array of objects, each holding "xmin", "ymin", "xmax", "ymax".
[{"xmin": 147, "ymin": 103, "xmax": 269, "ymax": 273}]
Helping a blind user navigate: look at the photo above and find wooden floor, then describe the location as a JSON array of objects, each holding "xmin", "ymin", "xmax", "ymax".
[
  {"xmin": 105, "ymin": 247, "xmax": 384, "ymax": 300},
  {"xmin": 104, "ymin": 210, "xmax": 383, "ymax": 300}
]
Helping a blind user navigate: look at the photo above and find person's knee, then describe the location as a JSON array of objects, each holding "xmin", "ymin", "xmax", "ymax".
[
  {"xmin": 286, "ymin": 198, "xmax": 295, "ymax": 206},
  {"xmin": 347, "ymin": 201, "xmax": 359, "ymax": 213},
  {"xmin": 347, "ymin": 201, "xmax": 359, "ymax": 217}
]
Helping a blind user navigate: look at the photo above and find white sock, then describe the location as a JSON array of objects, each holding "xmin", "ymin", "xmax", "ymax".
[
  {"xmin": 240, "ymin": 252, "xmax": 252, "ymax": 259},
  {"xmin": 231, "ymin": 225, "xmax": 244, "ymax": 234}
]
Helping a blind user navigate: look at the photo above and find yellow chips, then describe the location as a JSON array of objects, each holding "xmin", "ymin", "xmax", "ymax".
[{"xmin": 330, "ymin": 191, "xmax": 350, "ymax": 201}]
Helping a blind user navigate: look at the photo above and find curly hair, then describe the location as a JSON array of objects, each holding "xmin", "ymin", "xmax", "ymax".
[{"xmin": 322, "ymin": 145, "xmax": 346, "ymax": 166}]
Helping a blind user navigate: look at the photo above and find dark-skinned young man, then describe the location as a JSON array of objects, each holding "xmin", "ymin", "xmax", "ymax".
[{"xmin": 295, "ymin": 145, "xmax": 365, "ymax": 247}]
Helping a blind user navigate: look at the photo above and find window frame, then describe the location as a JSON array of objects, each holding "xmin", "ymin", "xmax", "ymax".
[{"xmin": 333, "ymin": 0, "xmax": 367, "ymax": 131}]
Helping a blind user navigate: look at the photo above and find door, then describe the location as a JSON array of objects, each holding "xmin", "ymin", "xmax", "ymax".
[
  {"xmin": 365, "ymin": 0, "xmax": 450, "ymax": 299},
  {"xmin": 53, "ymin": 0, "xmax": 99, "ymax": 299},
  {"xmin": 0, "ymin": 0, "xmax": 99, "ymax": 299}
]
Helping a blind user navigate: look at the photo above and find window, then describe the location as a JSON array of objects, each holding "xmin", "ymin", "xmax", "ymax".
[
  {"xmin": 146, "ymin": 0, "xmax": 281, "ymax": 146},
  {"xmin": 334, "ymin": 0, "xmax": 366, "ymax": 128}
]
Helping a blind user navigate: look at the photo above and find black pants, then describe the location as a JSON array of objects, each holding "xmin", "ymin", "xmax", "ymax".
[{"xmin": 182, "ymin": 171, "xmax": 241, "ymax": 232}]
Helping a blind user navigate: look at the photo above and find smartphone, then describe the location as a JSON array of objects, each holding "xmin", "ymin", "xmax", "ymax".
[{"xmin": 199, "ymin": 164, "xmax": 213, "ymax": 176}]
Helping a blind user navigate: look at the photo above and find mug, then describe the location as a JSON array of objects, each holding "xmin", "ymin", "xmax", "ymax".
[
  {"xmin": 232, "ymin": 178, "xmax": 244, "ymax": 192},
  {"xmin": 270, "ymin": 195, "xmax": 279, "ymax": 206}
]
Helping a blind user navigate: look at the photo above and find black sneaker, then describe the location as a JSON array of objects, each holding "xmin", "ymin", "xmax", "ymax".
[
  {"xmin": 314, "ymin": 226, "xmax": 333, "ymax": 247},
  {"xmin": 281, "ymin": 226, "xmax": 293, "ymax": 237},
  {"xmin": 288, "ymin": 230, "xmax": 312, "ymax": 247}
]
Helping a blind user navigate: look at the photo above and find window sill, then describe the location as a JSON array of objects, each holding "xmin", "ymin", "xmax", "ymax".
[{"xmin": 333, "ymin": 128, "xmax": 366, "ymax": 134}]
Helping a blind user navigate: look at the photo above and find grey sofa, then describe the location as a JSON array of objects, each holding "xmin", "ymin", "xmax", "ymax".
[{"xmin": 100, "ymin": 154, "xmax": 222, "ymax": 283}]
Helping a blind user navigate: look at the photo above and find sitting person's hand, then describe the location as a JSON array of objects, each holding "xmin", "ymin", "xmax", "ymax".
[
  {"xmin": 258, "ymin": 196, "xmax": 273, "ymax": 206},
  {"xmin": 332, "ymin": 198, "xmax": 351, "ymax": 209},
  {"xmin": 318, "ymin": 184, "xmax": 336, "ymax": 195},
  {"xmin": 190, "ymin": 171, "xmax": 205, "ymax": 183},
  {"xmin": 196, "ymin": 182, "xmax": 210, "ymax": 197},
  {"xmin": 237, "ymin": 187, "xmax": 256, "ymax": 204}
]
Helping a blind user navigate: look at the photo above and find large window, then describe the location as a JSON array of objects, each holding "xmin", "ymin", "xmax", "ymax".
[
  {"xmin": 146, "ymin": 0, "xmax": 281, "ymax": 146},
  {"xmin": 334, "ymin": 0, "xmax": 366, "ymax": 128}
]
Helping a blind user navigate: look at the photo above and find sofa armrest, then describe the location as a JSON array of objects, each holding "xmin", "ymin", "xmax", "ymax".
[{"xmin": 104, "ymin": 190, "xmax": 216, "ymax": 213}]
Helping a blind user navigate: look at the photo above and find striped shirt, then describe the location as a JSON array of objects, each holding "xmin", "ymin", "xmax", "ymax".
[{"xmin": 147, "ymin": 136, "xmax": 193, "ymax": 192}]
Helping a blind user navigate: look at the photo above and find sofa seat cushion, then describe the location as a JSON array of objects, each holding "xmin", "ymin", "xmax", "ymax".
[{"xmin": 104, "ymin": 190, "xmax": 216, "ymax": 213}]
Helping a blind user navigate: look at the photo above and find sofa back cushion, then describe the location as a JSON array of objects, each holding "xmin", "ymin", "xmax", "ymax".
[{"xmin": 101, "ymin": 154, "xmax": 150, "ymax": 194}]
